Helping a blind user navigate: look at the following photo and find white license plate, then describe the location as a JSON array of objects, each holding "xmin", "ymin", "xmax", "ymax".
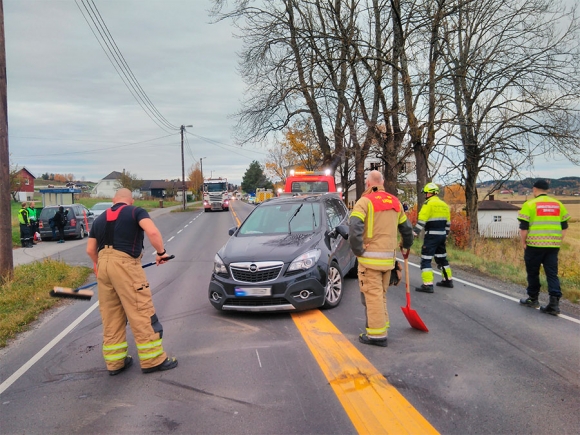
[{"xmin": 235, "ymin": 287, "xmax": 271, "ymax": 297}]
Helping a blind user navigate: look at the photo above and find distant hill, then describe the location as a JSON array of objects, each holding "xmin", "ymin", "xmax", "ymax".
[{"xmin": 477, "ymin": 177, "xmax": 580, "ymax": 191}]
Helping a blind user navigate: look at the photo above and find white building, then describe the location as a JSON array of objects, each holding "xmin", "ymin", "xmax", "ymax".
[
  {"xmin": 477, "ymin": 196, "xmax": 520, "ymax": 238},
  {"xmin": 90, "ymin": 171, "xmax": 123, "ymax": 198}
]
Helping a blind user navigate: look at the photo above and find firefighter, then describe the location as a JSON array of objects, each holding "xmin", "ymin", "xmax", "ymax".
[
  {"xmin": 17, "ymin": 202, "xmax": 33, "ymax": 248},
  {"xmin": 518, "ymin": 179, "xmax": 570, "ymax": 315},
  {"xmin": 349, "ymin": 170, "xmax": 414, "ymax": 347},
  {"xmin": 413, "ymin": 182, "xmax": 453, "ymax": 293},
  {"xmin": 87, "ymin": 188, "xmax": 177, "ymax": 375},
  {"xmin": 27, "ymin": 201, "xmax": 38, "ymax": 244}
]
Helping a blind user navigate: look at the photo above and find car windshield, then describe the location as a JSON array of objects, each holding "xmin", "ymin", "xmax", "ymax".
[
  {"xmin": 239, "ymin": 202, "xmax": 321, "ymax": 235},
  {"xmin": 91, "ymin": 203, "xmax": 112, "ymax": 210},
  {"xmin": 205, "ymin": 183, "xmax": 227, "ymax": 192}
]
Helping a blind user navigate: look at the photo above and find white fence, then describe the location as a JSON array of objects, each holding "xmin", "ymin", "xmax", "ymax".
[{"xmin": 478, "ymin": 223, "xmax": 519, "ymax": 239}]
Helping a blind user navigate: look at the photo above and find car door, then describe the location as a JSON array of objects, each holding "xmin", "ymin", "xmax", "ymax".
[{"xmin": 324, "ymin": 198, "xmax": 351, "ymax": 272}]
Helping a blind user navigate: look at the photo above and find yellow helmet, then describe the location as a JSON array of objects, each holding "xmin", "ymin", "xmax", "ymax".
[{"xmin": 422, "ymin": 182, "xmax": 440, "ymax": 194}]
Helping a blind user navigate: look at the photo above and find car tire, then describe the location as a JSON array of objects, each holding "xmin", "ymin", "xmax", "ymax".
[
  {"xmin": 204, "ymin": 208, "xmax": 209, "ymax": 212},
  {"xmin": 346, "ymin": 258, "xmax": 358, "ymax": 278},
  {"xmin": 78, "ymin": 226, "xmax": 85, "ymax": 239},
  {"xmin": 322, "ymin": 262, "xmax": 343, "ymax": 309}
]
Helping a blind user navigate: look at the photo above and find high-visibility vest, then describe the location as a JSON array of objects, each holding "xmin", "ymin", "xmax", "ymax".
[
  {"xmin": 414, "ymin": 195, "xmax": 450, "ymax": 236},
  {"xmin": 518, "ymin": 194, "xmax": 570, "ymax": 248},
  {"xmin": 17, "ymin": 208, "xmax": 29, "ymax": 225}
]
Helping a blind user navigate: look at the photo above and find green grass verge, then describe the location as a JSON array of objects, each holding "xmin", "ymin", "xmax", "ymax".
[{"xmin": 0, "ymin": 259, "xmax": 92, "ymax": 348}]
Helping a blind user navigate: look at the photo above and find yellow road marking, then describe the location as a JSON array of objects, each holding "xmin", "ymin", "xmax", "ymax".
[{"xmin": 292, "ymin": 310, "xmax": 439, "ymax": 435}]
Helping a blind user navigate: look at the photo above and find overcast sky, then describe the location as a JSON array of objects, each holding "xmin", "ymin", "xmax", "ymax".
[{"xmin": 5, "ymin": 1, "xmax": 578, "ymax": 186}]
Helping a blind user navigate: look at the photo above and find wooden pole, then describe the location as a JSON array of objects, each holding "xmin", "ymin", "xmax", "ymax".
[{"xmin": 0, "ymin": 0, "xmax": 15, "ymax": 280}]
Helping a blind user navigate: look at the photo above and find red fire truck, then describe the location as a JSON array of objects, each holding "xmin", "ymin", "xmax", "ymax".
[{"xmin": 281, "ymin": 169, "xmax": 342, "ymax": 197}]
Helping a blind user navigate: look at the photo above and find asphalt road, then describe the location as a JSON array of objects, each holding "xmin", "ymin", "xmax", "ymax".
[{"xmin": 1, "ymin": 201, "xmax": 579, "ymax": 434}]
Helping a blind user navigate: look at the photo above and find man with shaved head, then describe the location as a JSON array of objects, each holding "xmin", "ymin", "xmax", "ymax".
[
  {"xmin": 87, "ymin": 188, "xmax": 178, "ymax": 375},
  {"xmin": 349, "ymin": 171, "xmax": 414, "ymax": 347}
]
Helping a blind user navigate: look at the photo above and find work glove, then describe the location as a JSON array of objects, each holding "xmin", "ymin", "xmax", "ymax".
[{"xmin": 389, "ymin": 260, "xmax": 402, "ymax": 286}]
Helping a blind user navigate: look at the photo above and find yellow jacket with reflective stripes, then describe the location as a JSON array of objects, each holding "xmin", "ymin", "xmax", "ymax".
[
  {"xmin": 518, "ymin": 194, "xmax": 570, "ymax": 248},
  {"xmin": 349, "ymin": 186, "xmax": 414, "ymax": 271},
  {"xmin": 17, "ymin": 208, "xmax": 29, "ymax": 225},
  {"xmin": 413, "ymin": 195, "xmax": 450, "ymax": 236}
]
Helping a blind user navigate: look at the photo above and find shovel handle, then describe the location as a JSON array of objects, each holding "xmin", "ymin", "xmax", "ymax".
[
  {"xmin": 142, "ymin": 254, "xmax": 175, "ymax": 268},
  {"xmin": 400, "ymin": 247, "xmax": 410, "ymax": 259}
]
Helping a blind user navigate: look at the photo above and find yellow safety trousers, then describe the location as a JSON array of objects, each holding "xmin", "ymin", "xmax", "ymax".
[
  {"xmin": 358, "ymin": 264, "xmax": 392, "ymax": 337},
  {"xmin": 97, "ymin": 247, "xmax": 167, "ymax": 371}
]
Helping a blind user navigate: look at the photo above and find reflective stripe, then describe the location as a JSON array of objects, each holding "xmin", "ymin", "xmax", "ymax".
[
  {"xmin": 350, "ymin": 211, "xmax": 365, "ymax": 221},
  {"xmin": 358, "ymin": 257, "xmax": 395, "ymax": 267},
  {"xmin": 136, "ymin": 339, "xmax": 163, "ymax": 350},
  {"xmin": 138, "ymin": 349, "xmax": 164, "ymax": 361},
  {"xmin": 367, "ymin": 322, "xmax": 389, "ymax": 335},
  {"xmin": 367, "ymin": 202, "xmax": 375, "ymax": 238},
  {"xmin": 426, "ymin": 230, "xmax": 446, "ymax": 235},
  {"xmin": 103, "ymin": 342, "xmax": 128, "ymax": 351},
  {"xmin": 362, "ymin": 251, "xmax": 395, "ymax": 258},
  {"xmin": 104, "ymin": 351, "xmax": 128, "ymax": 362},
  {"xmin": 421, "ymin": 254, "xmax": 433, "ymax": 260}
]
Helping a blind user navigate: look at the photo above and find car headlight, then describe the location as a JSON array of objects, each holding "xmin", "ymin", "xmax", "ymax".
[
  {"xmin": 288, "ymin": 249, "xmax": 321, "ymax": 272},
  {"xmin": 213, "ymin": 254, "xmax": 228, "ymax": 275}
]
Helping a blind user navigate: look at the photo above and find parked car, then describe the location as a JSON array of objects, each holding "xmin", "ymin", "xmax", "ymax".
[
  {"xmin": 209, "ymin": 193, "xmax": 357, "ymax": 312},
  {"xmin": 89, "ymin": 202, "xmax": 113, "ymax": 217},
  {"xmin": 38, "ymin": 204, "xmax": 95, "ymax": 241}
]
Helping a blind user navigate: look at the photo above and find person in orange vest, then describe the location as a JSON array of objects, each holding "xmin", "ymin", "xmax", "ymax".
[
  {"xmin": 349, "ymin": 171, "xmax": 414, "ymax": 347},
  {"xmin": 518, "ymin": 179, "xmax": 570, "ymax": 315},
  {"xmin": 87, "ymin": 188, "xmax": 177, "ymax": 375}
]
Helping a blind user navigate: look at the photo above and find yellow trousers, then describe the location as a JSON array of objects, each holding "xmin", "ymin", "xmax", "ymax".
[
  {"xmin": 97, "ymin": 248, "xmax": 167, "ymax": 371},
  {"xmin": 358, "ymin": 264, "xmax": 391, "ymax": 337}
]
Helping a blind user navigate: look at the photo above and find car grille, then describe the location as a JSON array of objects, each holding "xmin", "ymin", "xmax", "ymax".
[
  {"xmin": 230, "ymin": 261, "xmax": 283, "ymax": 283},
  {"xmin": 226, "ymin": 298, "xmax": 288, "ymax": 307}
]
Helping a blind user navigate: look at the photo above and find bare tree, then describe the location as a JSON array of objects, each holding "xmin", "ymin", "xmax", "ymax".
[{"xmin": 440, "ymin": 0, "xmax": 580, "ymax": 241}]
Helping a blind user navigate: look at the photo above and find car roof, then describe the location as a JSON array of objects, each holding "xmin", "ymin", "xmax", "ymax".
[{"xmin": 260, "ymin": 193, "xmax": 341, "ymax": 205}]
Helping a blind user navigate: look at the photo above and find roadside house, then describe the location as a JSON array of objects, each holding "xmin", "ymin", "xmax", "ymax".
[
  {"xmin": 478, "ymin": 196, "xmax": 520, "ymax": 238},
  {"xmin": 14, "ymin": 167, "xmax": 36, "ymax": 201},
  {"xmin": 90, "ymin": 171, "xmax": 123, "ymax": 198}
]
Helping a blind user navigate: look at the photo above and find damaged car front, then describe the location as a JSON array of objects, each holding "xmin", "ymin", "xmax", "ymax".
[{"xmin": 208, "ymin": 195, "xmax": 356, "ymax": 312}]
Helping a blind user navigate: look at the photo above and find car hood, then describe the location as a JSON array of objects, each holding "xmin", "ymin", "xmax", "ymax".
[{"xmin": 219, "ymin": 232, "xmax": 322, "ymax": 264}]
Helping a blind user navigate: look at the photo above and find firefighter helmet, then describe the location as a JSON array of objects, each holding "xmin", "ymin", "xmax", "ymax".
[{"xmin": 422, "ymin": 182, "xmax": 440, "ymax": 194}]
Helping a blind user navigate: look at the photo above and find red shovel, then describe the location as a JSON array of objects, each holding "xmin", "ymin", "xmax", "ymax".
[{"xmin": 400, "ymin": 248, "xmax": 429, "ymax": 332}]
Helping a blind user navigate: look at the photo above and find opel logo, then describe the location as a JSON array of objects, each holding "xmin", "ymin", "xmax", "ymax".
[{"xmin": 249, "ymin": 264, "xmax": 258, "ymax": 272}]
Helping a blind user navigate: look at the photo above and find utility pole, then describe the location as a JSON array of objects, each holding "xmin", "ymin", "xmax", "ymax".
[
  {"xmin": 180, "ymin": 124, "xmax": 192, "ymax": 211},
  {"xmin": 0, "ymin": 0, "xmax": 14, "ymax": 280}
]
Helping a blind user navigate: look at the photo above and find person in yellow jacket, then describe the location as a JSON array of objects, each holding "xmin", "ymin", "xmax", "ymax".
[
  {"xmin": 349, "ymin": 171, "xmax": 414, "ymax": 347},
  {"xmin": 17, "ymin": 202, "xmax": 33, "ymax": 248},
  {"xmin": 87, "ymin": 188, "xmax": 178, "ymax": 375},
  {"xmin": 518, "ymin": 179, "xmax": 570, "ymax": 315},
  {"xmin": 413, "ymin": 182, "xmax": 452, "ymax": 293}
]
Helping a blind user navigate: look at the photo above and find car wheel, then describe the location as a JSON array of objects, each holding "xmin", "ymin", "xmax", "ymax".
[
  {"xmin": 322, "ymin": 262, "xmax": 343, "ymax": 309},
  {"xmin": 204, "ymin": 208, "xmax": 209, "ymax": 212},
  {"xmin": 78, "ymin": 226, "xmax": 85, "ymax": 239}
]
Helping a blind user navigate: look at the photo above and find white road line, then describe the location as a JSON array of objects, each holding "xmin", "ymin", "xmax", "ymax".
[
  {"xmin": 177, "ymin": 230, "xmax": 182, "ymax": 234},
  {"xmin": 0, "ymin": 301, "xmax": 100, "ymax": 396},
  {"xmin": 255, "ymin": 349, "xmax": 262, "ymax": 368},
  {"xmin": 167, "ymin": 236, "xmax": 175, "ymax": 242},
  {"xmin": 402, "ymin": 258, "xmax": 580, "ymax": 325}
]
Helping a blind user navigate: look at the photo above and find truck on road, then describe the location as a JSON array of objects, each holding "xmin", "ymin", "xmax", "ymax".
[
  {"xmin": 203, "ymin": 177, "xmax": 229, "ymax": 212},
  {"xmin": 282, "ymin": 169, "xmax": 342, "ymax": 198}
]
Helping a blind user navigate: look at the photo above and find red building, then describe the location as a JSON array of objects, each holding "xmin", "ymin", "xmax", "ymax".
[{"xmin": 15, "ymin": 167, "xmax": 36, "ymax": 201}]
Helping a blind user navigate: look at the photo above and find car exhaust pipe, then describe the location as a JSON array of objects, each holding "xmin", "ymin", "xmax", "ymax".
[{"xmin": 211, "ymin": 291, "xmax": 222, "ymax": 302}]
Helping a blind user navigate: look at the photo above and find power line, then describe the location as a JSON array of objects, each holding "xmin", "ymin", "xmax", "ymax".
[
  {"xmin": 75, "ymin": 0, "xmax": 178, "ymax": 132},
  {"xmin": 185, "ymin": 131, "xmax": 268, "ymax": 157},
  {"xmin": 11, "ymin": 133, "xmax": 178, "ymax": 158}
]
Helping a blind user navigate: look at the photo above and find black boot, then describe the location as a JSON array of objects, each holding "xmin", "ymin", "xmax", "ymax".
[
  {"xmin": 415, "ymin": 284, "xmax": 434, "ymax": 293},
  {"xmin": 436, "ymin": 280, "xmax": 454, "ymax": 288},
  {"xmin": 520, "ymin": 295, "xmax": 540, "ymax": 308},
  {"xmin": 540, "ymin": 295, "xmax": 560, "ymax": 316}
]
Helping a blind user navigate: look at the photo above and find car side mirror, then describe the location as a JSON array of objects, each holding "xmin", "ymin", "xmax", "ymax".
[
  {"xmin": 228, "ymin": 226, "xmax": 238, "ymax": 236},
  {"xmin": 334, "ymin": 225, "xmax": 349, "ymax": 240}
]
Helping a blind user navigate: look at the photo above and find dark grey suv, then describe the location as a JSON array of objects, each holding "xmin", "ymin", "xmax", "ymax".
[
  {"xmin": 38, "ymin": 204, "xmax": 94, "ymax": 240},
  {"xmin": 208, "ymin": 193, "xmax": 357, "ymax": 312}
]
